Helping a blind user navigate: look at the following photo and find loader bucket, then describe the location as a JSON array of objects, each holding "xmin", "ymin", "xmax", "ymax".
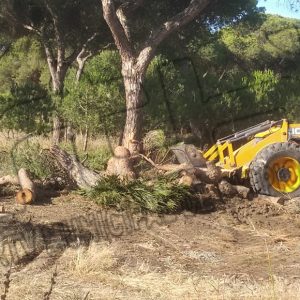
[{"xmin": 170, "ymin": 144, "xmax": 207, "ymax": 167}]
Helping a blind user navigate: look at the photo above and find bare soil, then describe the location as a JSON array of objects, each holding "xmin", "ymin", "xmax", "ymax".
[{"xmin": 1, "ymin": 192, "xmax": 300, "ymax": 299}]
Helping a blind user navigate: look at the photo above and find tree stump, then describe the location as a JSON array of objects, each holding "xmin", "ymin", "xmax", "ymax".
[{"xmin": 106, "ymin": 146, "xmax": 136, "ymax": 180}]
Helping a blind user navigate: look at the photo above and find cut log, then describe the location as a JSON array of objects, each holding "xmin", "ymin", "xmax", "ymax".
[
  {"xmin": 160, "ymin": 163, "xmax": 191, "ymax": 174},
  {"xmin": 50, "ymin": 145, "xmax": 103, "ymax": 189},
  {"xmin": 16, "ymin": 168, "xmax": 36, "ymax": 205},
  {"xmin": 218, "ymin": 180, "xmax": 251, "ymax": 199},
  {"xmin": 0, "ymin": 175, "xmax": 19, "ymax": 185},
  {"xmin": 170, "ymin": 144, "xmax": 206, "ymax": 167},
  {"xmin": 205, "ymin": 161, "xmax": 222, "ymax": 182},
  {"xmin": 179, "ymin": 175, "xmax": 195, "ymax": 187},
  {"xmin": 194, "ymin": 168, "xmax": 221, "ymax": 184},
  {"xmin": 218, "ymin": 180, "xmax": 237, "ymax": 196},
  {"xmin": 139, "ymin": 153, "xmax": 224, "ymax": 182},
  {"xmin": 138, "ymin": 154, "xmax": 190, "ymax": 173},
  {"xmin": 235, "ymin": 185, "xmax": 251, "ymax": 199}
]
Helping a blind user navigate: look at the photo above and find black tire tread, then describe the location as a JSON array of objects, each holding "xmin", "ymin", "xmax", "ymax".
[{"xmin": 249, "ymin": 142, "xmax": 300, "ymax": 197}]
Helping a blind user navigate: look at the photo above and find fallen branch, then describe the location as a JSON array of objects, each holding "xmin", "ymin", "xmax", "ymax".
[
  {"xmin": 81, "ymin": 153, "xmax": 88, "ymax": 164},
  {"xmin": 138, "ymin": 154, "xmax": 160, "ymax": 169},
  {"xmin": 0, "ymin": 175, "xmax": 19, "ymax": 185},
  {"xmin": 139, "ymin": 154, "xmax": 191, "ymax": 174},
  {"xmin": 163, "ymin": 164, "xmax": 193, "ymax": 176}
]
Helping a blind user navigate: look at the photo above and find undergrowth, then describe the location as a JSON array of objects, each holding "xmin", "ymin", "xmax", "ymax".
[
  {"xmin": 80, "ymin": 175, "xmax": 191, "ymax": 213},
  {"xmin": 0, "ymin": 142, "xmax": 54, "ymax": 179},
  {"xmin": 0, "ymin": 139, "xmax": 112, "ymax": 180},
  {"xmin": 60, "ymin": 142, "xmax": 112, "ymax": 171},
  {"xmin": 142, "ymin": 130, "xmax": 177, "ymax": 165}
]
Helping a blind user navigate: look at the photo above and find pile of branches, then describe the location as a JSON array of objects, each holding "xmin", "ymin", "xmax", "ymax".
[{"xmin": 0, "ymin": 143, "xmax": 251, "ymax": 211}]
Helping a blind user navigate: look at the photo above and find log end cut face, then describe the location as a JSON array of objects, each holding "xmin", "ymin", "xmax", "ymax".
[{"xmin": 16, "ymin": 188, "xmax": 35, "ymax": 205}]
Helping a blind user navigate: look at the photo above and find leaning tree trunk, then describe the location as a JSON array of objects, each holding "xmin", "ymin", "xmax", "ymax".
[
  {"xmin": 50, "ymin": 66, "xmax": 67, "ymax": 145},
  {"xmin": 121, "ymin": 60, "xmax": 144, "ymax": 153},
  {"xmin": 50, "ymin": 145, "xmax": 103, "ymax": 189}
]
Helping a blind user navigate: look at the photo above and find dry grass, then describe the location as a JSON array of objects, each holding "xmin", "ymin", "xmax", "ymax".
[
  {"xmin": 74, "ymin": 134, "xmax": 117, "ymax": 152},
  {"xmin": 3, "ymin": 242, "xmax": 300, "ymax": 300},
  {"xmin": 0, "ymin": 133, "xmax": 117, "ymax": 177},
  {"xmin": 67, "ymin": 242, "xmax": 116, "ymax": 277},
  {"xmin": 0, "ymin": 132, "xmax": 117, "ymax": 152},
  {"xmin": 1, "ymin": 132, "xmax": 300, "ymax": 299}
]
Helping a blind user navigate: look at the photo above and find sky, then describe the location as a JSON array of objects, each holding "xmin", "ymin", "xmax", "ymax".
[{"xmin": 257, "ymin": 0, "xmax": 300, "ymax": 19}]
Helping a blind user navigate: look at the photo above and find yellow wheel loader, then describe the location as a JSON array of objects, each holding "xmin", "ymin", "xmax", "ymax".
[{"xmin": 173, "ymin": 119, "xmax": 300, "ymax": 197}]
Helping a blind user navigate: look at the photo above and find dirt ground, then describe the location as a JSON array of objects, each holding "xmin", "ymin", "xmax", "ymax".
[{"xmin": 1, "ymin": 192, "xmax": 300, "ymax": 299}]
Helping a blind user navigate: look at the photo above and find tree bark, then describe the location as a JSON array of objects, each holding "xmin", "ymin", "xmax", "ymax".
[
  {"xmin": 102, "ymin": 0, "xmax": 212, "ymax": 152},
  {"xmin": 76, "ymin": 53, "xmax": 91, "ymax": 82},
  {"xmin": 76, "ymin": 59, "xmax": 85, "ymax": 83},
  {"xmin": 106, "ymin": 146, "xmax": 136, "ymax": 179},
  {"xmin": 50, "ymin": 145, "xmax": 103, "ymax": 189},
  {"xmin": 45, "ymin": 46, "xmax": 67, "ymax": 145},
  {"xmin": 121, "ymin": 60, "xmax": 145, "ymax": 152},
  {"xmin": 52, "ymin": 114, "xmax": 64, "ymax": 145},
  {"xmin": 0, "ymin": 175, "xmax": 19, "ymax": 186},
  {"xmin": 66, "ymin": 122, "xmax": 76, "ymax": 143},
  {"xmin": 83, "ymin": 126, "xmax": 89, "ymax": 152}
]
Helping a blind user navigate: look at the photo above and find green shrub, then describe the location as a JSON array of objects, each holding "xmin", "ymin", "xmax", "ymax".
[
  {"xmin": 143, "ymin": 130, "xmax": 166, "ymax": 152},
  {"xmin": 84, "ymin": 146, "xmax": 112, "ymax": 171},
  {"xmin": 10, "ymin": 142, "xmax": 54, "ymax": 179},
  {"xmin": 81, "ymin": 175, "xmax": 191, "ymax": 213},
  {"xmin": 60, "ymin": 142, "xmax": 112, "ymax": 171},
  {"xmin": 142, "ymin": 130, "xmax": 178, "ymax": 165}
]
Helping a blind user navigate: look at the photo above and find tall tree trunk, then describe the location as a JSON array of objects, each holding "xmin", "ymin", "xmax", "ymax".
[
  {"xmin": 66, "ymin": 122, "xmax": 76, "ymax": 143},
  {"xmin": 52, "ymin": 114, "xmax": 63, "ymax": 145},
  {"xmin": 102, "ymin": 0, "xmax": 211, "ymax": 153},
  {"xmin": 83, "ymin": 125, "xmax": 89, "ymax": 152},
  {"xmin": 76, "ymin": 57, "xmax": 87, "ymax": 83},
  {"xmin": 51, "ymin": 70, "xmax": 66, "ymax": 145},
  {"xmin": 121, "ymin": 60, "xmax": 144, "ymax": 152}
]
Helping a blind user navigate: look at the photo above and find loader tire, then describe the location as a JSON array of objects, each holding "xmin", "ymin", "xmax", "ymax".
[{"xmin": 249, "ymin": 142, "xmax": 300, "ymax": 197}]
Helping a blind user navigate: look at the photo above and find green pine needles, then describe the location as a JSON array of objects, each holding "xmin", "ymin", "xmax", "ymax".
[{"xmin": 81, "ymin": 175, "xmax": 192, "ymax": 213}]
